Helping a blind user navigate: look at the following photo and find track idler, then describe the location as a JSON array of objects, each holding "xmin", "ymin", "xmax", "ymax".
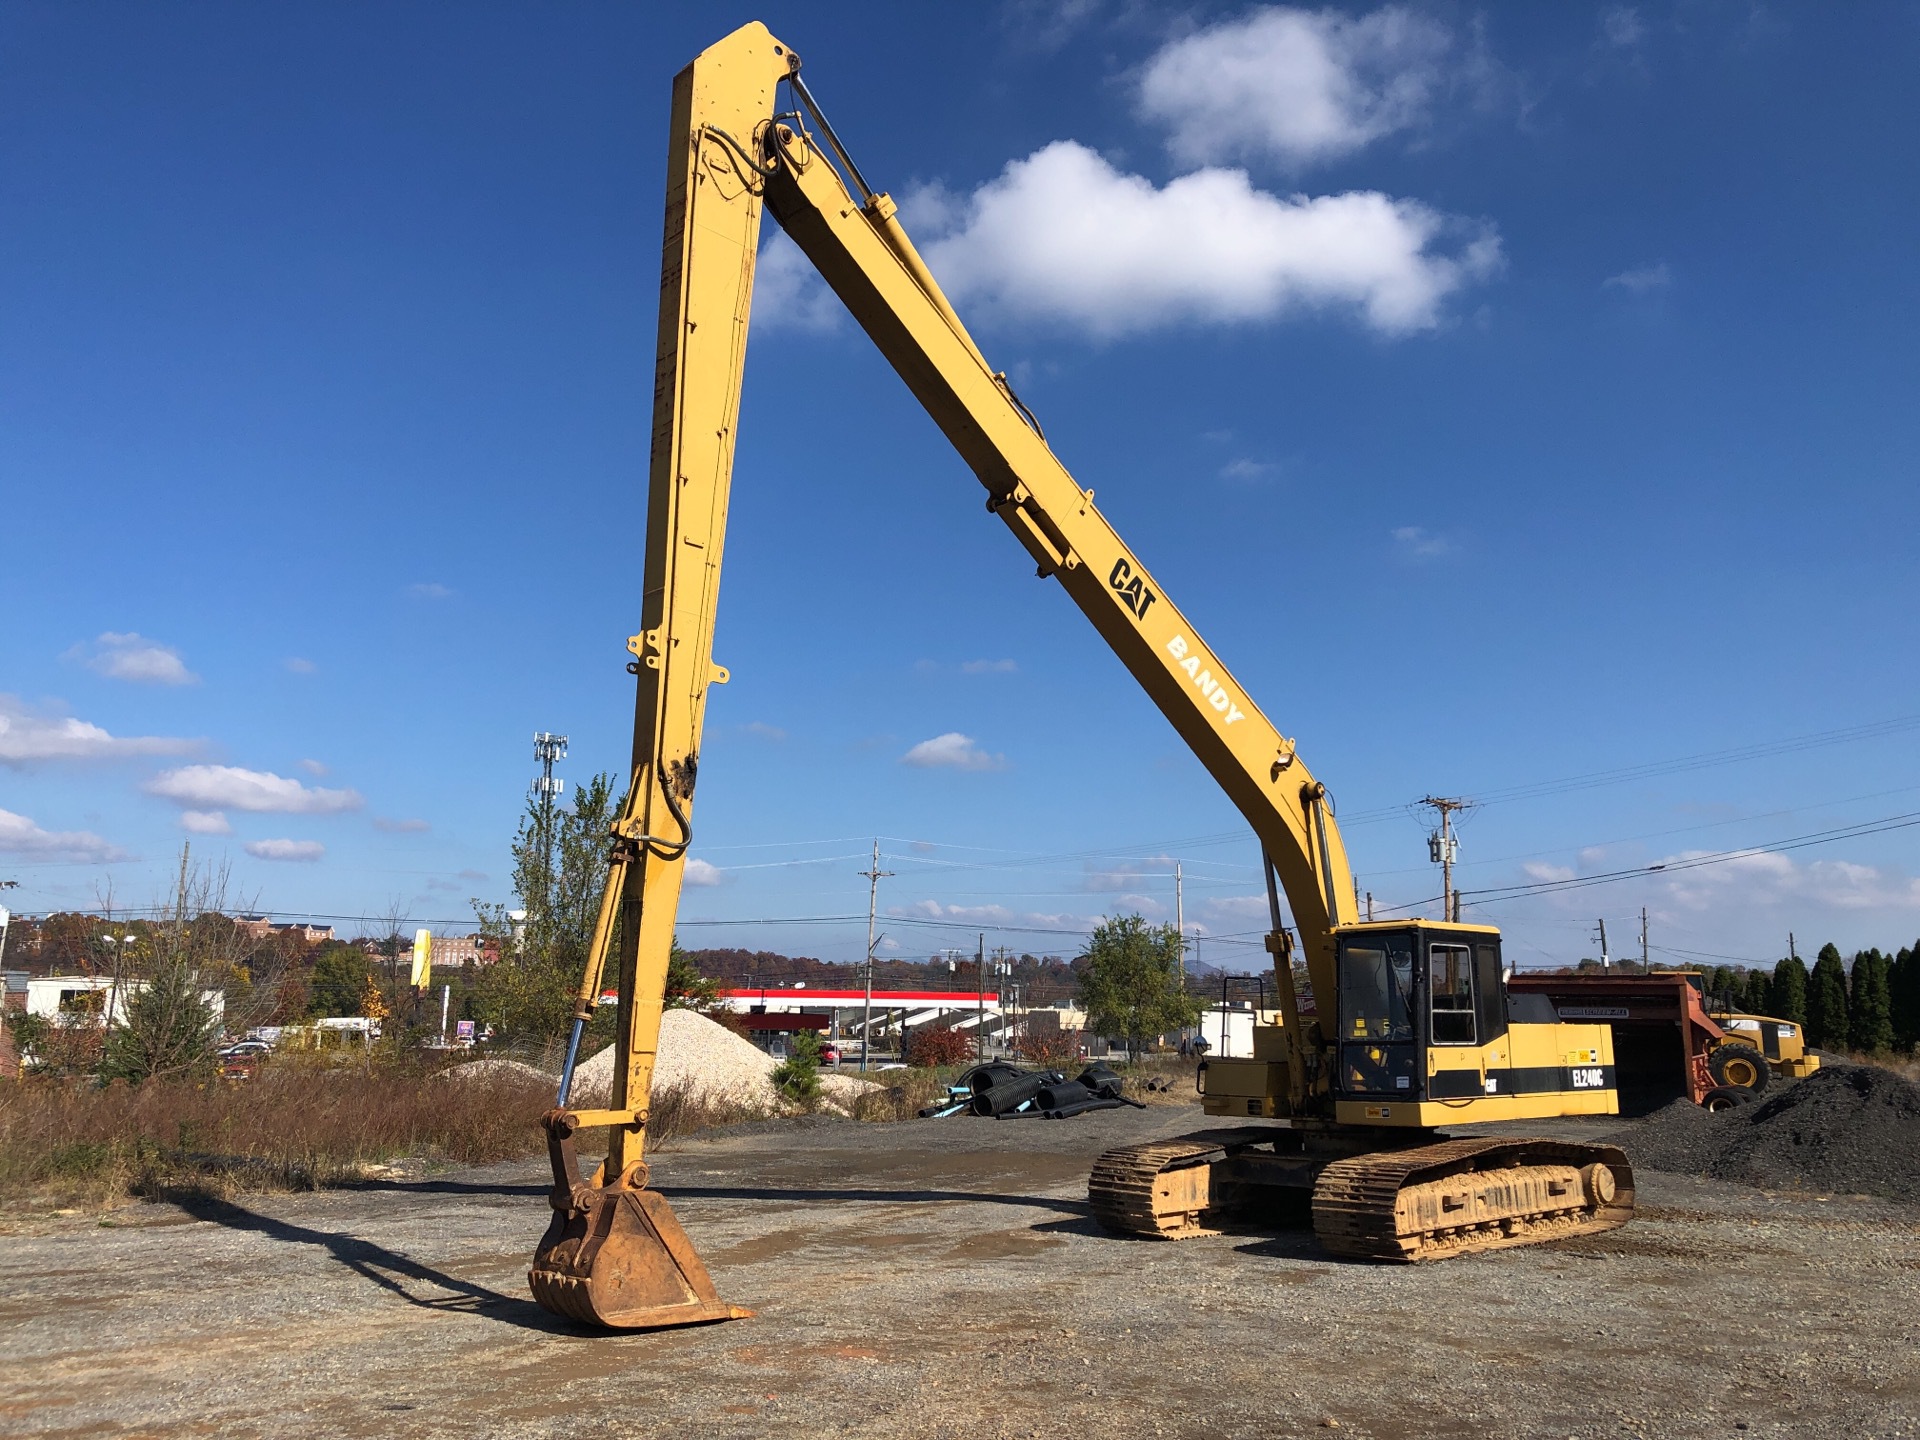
[{"xmin": 528, "ymin": 1110, "xmax": 753, "ymax": 1329}]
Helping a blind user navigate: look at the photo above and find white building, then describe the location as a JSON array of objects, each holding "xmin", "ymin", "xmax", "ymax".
[{"xmin": 27, "ymin": 975, "xmax": 226, "ymax": 1028}]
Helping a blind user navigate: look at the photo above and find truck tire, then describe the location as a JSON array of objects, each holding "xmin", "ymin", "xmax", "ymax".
[
  {"xmin": 1709, "ymin": 1043, "xmax": 1770, "ymax": 1093},
  {"xmin": 1702, "ymin": 1085, "xmax": 1755, "ymax": 1113}
]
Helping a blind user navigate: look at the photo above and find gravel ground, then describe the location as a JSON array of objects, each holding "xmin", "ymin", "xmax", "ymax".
[{"xmin": 1, "ymin": 1101, "xmax": 1916, "ymax": 1439}]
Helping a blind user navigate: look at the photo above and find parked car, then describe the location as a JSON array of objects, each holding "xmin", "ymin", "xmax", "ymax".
[
  {"xmin": 219, "ymin": 1040, "xmax": 272, "ymax": 1059},
  {"xmin": 818, "ymin": 1041, "xmax": 841, "ymax": 1066}
]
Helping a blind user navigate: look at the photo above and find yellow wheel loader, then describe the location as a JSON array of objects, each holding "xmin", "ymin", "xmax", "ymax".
[{"xmin": 527, "ymin": 22, "xmax": 1636, "ymax": 1330}]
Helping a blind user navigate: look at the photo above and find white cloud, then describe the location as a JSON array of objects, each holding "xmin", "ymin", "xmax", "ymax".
[
  {"xmin": 0, "ymin": 807, "xmax": 125, "ymax": 862},
  {"xmin": 1392, "ymin": 524, "xmax": 1453, "ymax": 558},
  {"xmin": 145, "ymin": 765, "xmax": 364, "ymax": 814},
  {"xmin": 408, "ymin": 582, "xmax": 453, "ymax": 600},
  {"xmin": 890, "ymin": 898, "xmax": 1101, "ymax": 931},
  {"xmin": 1522, "ymin": 861, "xmax": 1575, "ymax": 883},
  {"xmin": 960, "ymin": 659, "xmax": 1018, "ymax": 675},
  {"xmin": 683, "ymin": 858, "xmax": 724, "ymax": 887},
  {"xmin": 901, "ymin": 732, "xmax": 1008, "ymax": 771},
  {"xmin": 284, "ymin": 657, "xmax": 317, "ymax": 674},
  {"xmin": 1139, "ymin": 5, "xmax": 1455, "ymax": 169},
  {"xmin": 0, "ymin": 694, "xmax": 198, "ymax": 768},
  {"xmin": 67, "ymin": 632, "xmax": 198, "ymax": 686},
  {"xmin": 373, "ymin": 816, "xmax": 430, "ymax": 834},
  {"xmin": 245, "ymin": 838, "xmax": 325, "ymax": 863},
  {"xmin": 754, "ymin": 230, "xmax": 842, "ymax": 332},
  {"xmin": 298, "ymin": 758, "xmax": 329, "ymax": 777},
  {"xmin": 742, "ymin": 721, "xmax": 787, "ymax": 741},
  {"xmin": 1220, "ymin": 458, "xmax": 1277, "ymax": 483},
  {"xmin": 921, "ymin": 142, "xmax": 1499, "ymax": 338},
  {"xmin": 1655, "ymin": 849, "xmax": 1920, "ymax": 915},
  {"xmin": 1599, "ymin": 6, "xmax": 1645, "ymax": 49},
  {"xmin": 1083, "ymin": 854, "xmax": 1178, "ymax": 893},
  {"xmin": 1604, "ymin": 261, "xmax": 1672, "ymax": 294},
  {"xmin": 179, "ymin": 810, "xmax": 233, "ymax": 835}
]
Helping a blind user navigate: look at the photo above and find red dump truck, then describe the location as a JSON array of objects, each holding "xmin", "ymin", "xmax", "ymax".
[{"xmin": 1506, "ymin": 972, "xmax": 1817, "ymax": 1113}]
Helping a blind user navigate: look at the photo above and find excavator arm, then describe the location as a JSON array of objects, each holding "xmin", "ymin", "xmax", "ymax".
[{"xmin": 531, "ymin": 21, "xmax": 1362, "ymax": 1328}]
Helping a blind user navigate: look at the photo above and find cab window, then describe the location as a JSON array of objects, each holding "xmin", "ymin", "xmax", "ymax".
[
  {"xmin": 1340, "ymin": 934, "xmax": 1414, "ymax": 1042},
  {"xmin": 1429, "ymin": 942, "xmax": 1476, "ymax": 1045}
]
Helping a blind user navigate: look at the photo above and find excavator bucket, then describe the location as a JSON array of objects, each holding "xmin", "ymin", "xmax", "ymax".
[{"xmin": 528, "ymin": 1111, "xmax": 752, "ymax": 1330}]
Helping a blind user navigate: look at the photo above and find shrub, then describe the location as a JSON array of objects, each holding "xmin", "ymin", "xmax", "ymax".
[
  {"xmin": 904, "ymin": 1026, "xmax": 972, "ymax": 1068},
  {"xmin": 770, "ymin": 1030, "xmax": 822, "ymax": 1103},
  {"xmin": 1016, "ymin": 1028, "xmax": 1082, "ymax": 1068}
]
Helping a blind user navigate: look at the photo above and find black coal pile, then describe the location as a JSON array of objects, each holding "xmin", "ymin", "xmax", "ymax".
[{"xmin": 1628, "ymin": 1062, "xmax": 1920, "ymax": 1201}]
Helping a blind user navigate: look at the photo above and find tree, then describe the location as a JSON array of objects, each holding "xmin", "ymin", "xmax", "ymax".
[
  {"xmin": 1805, "ymin": 944, "xmax": 1849, "ymax": 1051},
  {"xmin": 1708, "ymin": 966, "xmax": 1740, "ymax": 1006},
  {"xmin": 1847, "ymin": 948, "xmax": 1894, "ymax": 1054},
  {"xmin": 665, "ymin": 942, "xmax": 722, "ymax": 1012},
  {"xmin": 1769, "ymin": 954, "xmax": 1809, "ymax": 1025},
  {"xmin": 1076, "ymin": 914, "xmax": 1205, "ymax": 1059},
  {"xmin": 1742, "ymin": 969, "xmax": 1772, "ymax": 1016},
  {"xmin": 471, "ymin": 772, "xmax": 624, "ymax": 1042},
  {"xmin": 1891, "ymin": 944, "xmax": 1920, "ymax": 1053},
  {"xmin": 771, "ymin": 1029, "xmax": 821, "ymax": 1103},
  {"xmin": 308, "ymin": 944, "xmax": 372, "ymax": 1017},
  {"xmin": 96, "ymin": 851, "xmax": 224, "ymax": 1084}
]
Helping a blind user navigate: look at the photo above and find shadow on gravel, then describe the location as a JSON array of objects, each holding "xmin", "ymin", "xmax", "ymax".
[
  {"xmin": 655, "ymin": 1183, "xmax": 1092, "ymax": 1217},
  {"xmin": 170, "ymin": 1195, "xmax": 575, "ymax": 1334},
  {"xmin": 329, "ymin": 1178, "xmax": 549, "ymax": 1198}
]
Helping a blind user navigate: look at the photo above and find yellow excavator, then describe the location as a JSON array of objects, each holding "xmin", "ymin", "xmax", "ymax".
[{"xmin": 527, "ymin": 22, "xmax": 1636, "ymax": 1330}]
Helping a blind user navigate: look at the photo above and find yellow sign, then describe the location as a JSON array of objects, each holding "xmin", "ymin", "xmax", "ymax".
[{"xmin": 411, "ymin": 928, "xmax": 432, "ymax": 990}]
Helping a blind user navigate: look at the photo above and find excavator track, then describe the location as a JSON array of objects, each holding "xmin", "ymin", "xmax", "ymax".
[
  {"xmin": 1088, "ymin": 1137, "xmax": 1230, "ymax": 1238},
  {"xmin": 1312, "ymin": 1137, "xmax": 1635, "ymax": 1262}
]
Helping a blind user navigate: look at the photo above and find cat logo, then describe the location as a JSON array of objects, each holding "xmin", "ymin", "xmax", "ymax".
[
  {"xmin": 1570, "ymin": 1066, "xmax": 1605, "ymax": 1089},
  {"xmin": 1108, "ymin": 557, "xmax": 1157, "ymax": 620}
]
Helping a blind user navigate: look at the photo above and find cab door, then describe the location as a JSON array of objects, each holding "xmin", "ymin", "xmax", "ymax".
[{"xmin": 1336, "ymin": 931, "xmax": 1420, "ymax": 1098}]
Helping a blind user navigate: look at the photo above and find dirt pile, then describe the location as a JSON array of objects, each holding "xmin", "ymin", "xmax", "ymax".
[
  {"xmin": 1628, "ymin": 1062, "xmax": 1920, "ymax": 1201},
  {"xmin": 570, "ymin": 1008, "xmax": 874, "ymax": 1112}
]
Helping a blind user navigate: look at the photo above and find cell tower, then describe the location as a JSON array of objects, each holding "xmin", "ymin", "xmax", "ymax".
[{"xmin": 533, "ymin": 732, "xmax": 569, "ymax": 887}]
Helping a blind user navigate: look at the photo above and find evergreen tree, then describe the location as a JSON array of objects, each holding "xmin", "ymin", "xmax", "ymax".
[
  {"xmin": 1805, "ymin": 944, "xmax": 1849, "ymax": 1050},
  {"xmin": 1708, "ymin": 965, "xmax": 1740, "ymax": 1006},
  {"xmin": 1847, "ymin": 948, "xmax": 1894, "ymax": 1054},
  {"xmin": 1768, "ymin": 953, "xmax": 1809, "ymax": 1024},
  {"xmin": 1742, "ymin": 969, "xmax": 1772, "ymax": 1015},
  {"xmin": 1891, "ymin": 944, "xmax": 1920, "ymax": 1053}
]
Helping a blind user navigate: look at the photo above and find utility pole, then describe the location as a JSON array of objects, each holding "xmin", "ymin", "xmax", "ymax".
[
  {"xmin": 1420, "ymin": 796, "xmax": 1471, "ymax": 921},
  {"xmin": 1595, "ymin": 918, "xmax": 1611, "ymax": 971},
  {"xmin": 976, "ymin": 933, "xmax": 986, "ymax": 1065},
  {"xmin": 1365, "ymin": 891, "xmax": 1375, "ymax": 922},
  {"xmin": 532, "ymin": 732, "xmax": 568, "ymax": 894},
  {"xmin": 1174, "ymin": 861, "xmax": 1184, "ymax": 982},
  {"xmin": 857, "ymin": 840, "xmax": 892, "ymax": 1072},
  {"xmin": 1640, "ymin": 907, "xmax": 1649, "ymax": 968}
]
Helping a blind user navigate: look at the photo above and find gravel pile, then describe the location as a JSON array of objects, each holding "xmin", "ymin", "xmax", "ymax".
[
  {"xmin": 571, "ymin": 1008, "xmax": 874, "ymax": 1111},
  {"xmin": 441, "ymin": 1057, "xmax": 556, "ymax": 1086},
  {"xmin": 1628, "ymin": 1062, "xmax": 1920, "ymax": 1201}
]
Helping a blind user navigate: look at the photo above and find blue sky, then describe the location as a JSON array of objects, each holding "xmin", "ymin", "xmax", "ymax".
[{"xmin": 4, "ymin": 2, "xmax": 1918, "ymax": 973}]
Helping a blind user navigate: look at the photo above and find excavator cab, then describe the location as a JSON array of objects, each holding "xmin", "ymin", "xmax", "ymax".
[
  {"xmin": 1326, "ymin": 920, "xmax": 1621, "ymax": 1127},
  {"xmin": 1333, "ymin": 923, "xmax": 1508, "ymax": 1101}
]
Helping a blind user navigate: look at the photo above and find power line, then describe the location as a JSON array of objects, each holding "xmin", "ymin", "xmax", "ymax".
[{"xmin": 1456, "ymin": 808, "xmax": 1920, "ymax": 906}]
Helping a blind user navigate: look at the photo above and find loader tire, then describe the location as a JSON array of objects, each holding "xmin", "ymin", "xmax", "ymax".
[
  {"xmin": 1702, "ymin": 1085, "xmax": 1755, "ymax": 1113},
  {"xmin": 1709, "ymin": 1043, "xmax": 1770, "ymax": 1093}
]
